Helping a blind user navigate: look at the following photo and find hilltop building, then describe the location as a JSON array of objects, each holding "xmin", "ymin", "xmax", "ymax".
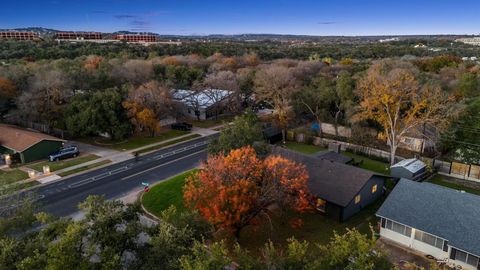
[
  {"xmin": 115, "ymin": 34, "xmax": 158, "ymax": 43},
  {"xmin": 0, "ymin": 31, "xmax": 39, "ymax": 41},
  {"xmin": 55, "ymin": 31, "xmax": 103, "ymax": 40}
]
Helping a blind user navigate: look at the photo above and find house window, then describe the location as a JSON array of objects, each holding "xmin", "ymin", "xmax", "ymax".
[
  {"xmin": 382, "ymin": 218, "xmax": 412, "ymax": 237},
  {"xmin": 451, "ymin": 248, "xmax": 480, "ymax": 267},
  {"xmin": 355, "ymin": 195, "xmax": 361, "ymax": 204},
  {"xmin": 316, "ymin": 198, "xmax": 326, "ymax": 213},
  {"xmin": 414, "ymin": 230, "xmax": 444, "ymax": 250},
  {"xmin": 372, "ymin": 184, "xmax": 377, "ymax": 193}
]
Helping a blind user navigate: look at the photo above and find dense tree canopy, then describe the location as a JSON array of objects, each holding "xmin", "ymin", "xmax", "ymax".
[{"xmin": 184, "ymin": 146, "xmax": 311, "ymax": 237}]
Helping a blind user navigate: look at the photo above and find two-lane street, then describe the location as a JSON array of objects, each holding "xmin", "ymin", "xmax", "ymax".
[{"xmin": 27, "ymin": 135, "xmax": 214, "ymax": 217}]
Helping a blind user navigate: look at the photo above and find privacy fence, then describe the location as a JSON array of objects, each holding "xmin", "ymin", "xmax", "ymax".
[{"xmin": 288, "ymin": 129, "xmax": 480, "ymax": 183}]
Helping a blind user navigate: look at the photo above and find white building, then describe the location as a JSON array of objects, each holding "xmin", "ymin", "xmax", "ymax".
[
  {"xmin": 456, "ymin": 37, "xmax": 480, "ymax": 46},
  {"xmin": 377, "ymin": 179, "xmax": 480, "ymax": 270},
  {"xmin": 172, "ymin": 89, "xmax": 234, "ymax": 120},
  {"xmin": 390, "ymin": 158, "xmax": 427, "ymax": 181}
]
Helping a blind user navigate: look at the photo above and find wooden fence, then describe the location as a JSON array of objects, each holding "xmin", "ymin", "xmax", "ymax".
[{"xmin": 289, "ymin": 132, "xmax": 480, "ymax": 183}]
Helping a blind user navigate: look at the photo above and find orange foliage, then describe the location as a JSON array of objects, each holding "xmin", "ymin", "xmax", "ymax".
[
  {"xmin": 0, "ymin": 77, "xmax": 16, "ymax": 98},
  {"xmin": 243, "ymin": 53, "xmax": 259, "ymax": 66},
  {"xmin": 122, "ymin": 101, "xmax": 160, "ymax": 136},
  {"xmin": 183, "ymin": 146, "xmax": 311, "ymax": 236},
  {"xmin": 84, "ymin": 56, "xmax": 103, "ymax": 70},
  {"xmin": 222, "ymin": 57, "xmax": 238, "ymax": 70},
  {"xmin": 162, "ymin": 56, "xmax": 181, "ymax": 66}
]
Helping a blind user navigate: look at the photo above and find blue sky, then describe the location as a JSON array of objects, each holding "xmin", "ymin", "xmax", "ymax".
[{"xmin": 1, "ymin": 0, "xmax": 479, "ymax": 35}]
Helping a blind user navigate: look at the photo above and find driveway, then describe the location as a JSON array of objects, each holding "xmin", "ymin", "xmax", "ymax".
[{"xmin": 69, "ymin": 141, "xmax": 122, "ymax": 158}]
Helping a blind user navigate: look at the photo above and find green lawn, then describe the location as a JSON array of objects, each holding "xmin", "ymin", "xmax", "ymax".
[
  {"xmin": 342, "ymin": 152, "xmax": 390, "ymax": 174},
  {"xmin": 27, "ymin": 154, "xmax": 100, "ymax": 172},
  {"xmin": 0, "ymin": 169, "xmax": 29, "ymax": 186},
  {"xmin": 281, "ymin": 141, "xmax": 327, "ymax": 154},
  {"xmin": 136, "ymin": 134, "xmax": 201, "ymax": 154},
  {"xmin": 190, "ymin": 115, "xmax": 235, "ymax": 128},
  {"xmin": 428, "ymin": 174, "xmax": 480, "ymax": 196},
  {"xmin": 142, "ymin": 169, "xmax": 198, "ymax": 217},
  {"xmin": 80, "ymin": 130, "xmax": 190, "ymax": 151},
  {"xmin": 58, "ymin": 160, "xmax": 112, "ymax": 177},
  {"xmin": 0, "ymin": 180, "xmax": 40, "ymax": 196},
  {"xmin": 237, "ymin": 195, "xmax": 385, "ymax": 252}
]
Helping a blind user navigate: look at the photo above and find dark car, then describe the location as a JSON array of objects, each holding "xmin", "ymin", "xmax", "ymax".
[
  {"xmin": 171, "ymin": 122, "xmax": 193, "ymax": 131},
  {"xmin": 49, "ymin": 146, "xmax": 80, "ymax": 162}
]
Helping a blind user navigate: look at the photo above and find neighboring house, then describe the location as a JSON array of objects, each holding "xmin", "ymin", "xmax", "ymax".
[
  {"xmin": 0, "ymin": 124, "xmax": 65, "ymax": 163},
  {"xmin": 172, "ymin": 89, "xmax": 234, "ymax": 120},
  {"xmin": 396, "ymin": 125, "xmax": 438, "ymax": 154},
  {"xmin": 376, "ymin": 179, "xmax": 480, "ymax": 270},
  {"xmin": 273, "ymin": 147, "xmax": 387, "ymax": 221},
  {"xmin": 390, "ymin": 158, "xmax": 428, "ymax": 181}
]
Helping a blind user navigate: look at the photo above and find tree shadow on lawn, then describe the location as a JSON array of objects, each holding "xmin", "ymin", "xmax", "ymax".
[{"xmin": 230, "ymin": 195, "xmax": 386, "ymax": 255}]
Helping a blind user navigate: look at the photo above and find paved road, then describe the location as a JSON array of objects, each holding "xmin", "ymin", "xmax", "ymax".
[{"xmin": 24, "ymin": 135, "xmax": 214, "ymax": 217}]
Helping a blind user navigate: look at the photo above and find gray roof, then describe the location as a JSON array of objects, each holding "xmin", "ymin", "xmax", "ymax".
[
  {"xmin": 273, "ymin": 147, "xmax": 384, "ymax": 207},
  {"xmin": 314, "ymin": 150, "xmax": 353, "ymax": 164},
  {"xmin": 390, "ymin": 158, "xmax": 426, "ymax": 173},
  {"xmin": 376, "ymin": 179, "xmax": 480, "ymax": 256}
]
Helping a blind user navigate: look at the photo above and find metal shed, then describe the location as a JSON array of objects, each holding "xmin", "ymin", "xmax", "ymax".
[{"xmin": 390, "ymin": 158, "xmax": 427, "ymax": 181}]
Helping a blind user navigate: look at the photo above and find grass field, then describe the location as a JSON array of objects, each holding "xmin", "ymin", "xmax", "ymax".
[
  {"xmin": 28, "ymin": 154, "xmax": 100, "ymax": 172},
  {"xmin": 0, "ymin": 169, "xmax": 29, "ymax": 186},
  {"xmin": 237, "ymin": 196, "xmax": 383, "ymax": 250},
  {"xmin": 0, "ymin": 180, "xmax": 40, "ymax": 196},
  {"xmin": 428, "ymin": 174, "xmax": 480, "ymax": 196},
  {"xmin": 58, "ymin": 160, "xmax": 112, "ymax": 177},
  {"xmin": 141, "ymin": 169, "xmax": 198, "ymax": 217},
  {"xmin": 281, "ymin": 141, "xmax": 327, "ymax": 154},
  {"xmin": 342, "ymin": 152, "xmax": 390, "ymax": 174},
  {"xmin": 80, "ymin": 130, "xmax": 190, "ymax": 151},
  {"xmin": 136, "ymin": 134, "xmax": 201, "ymax": 154}
]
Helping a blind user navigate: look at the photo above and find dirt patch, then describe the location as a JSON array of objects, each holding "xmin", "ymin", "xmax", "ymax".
[{"xmin": 377, "ymin": 238, "xmax": 435, "ymax": 270}]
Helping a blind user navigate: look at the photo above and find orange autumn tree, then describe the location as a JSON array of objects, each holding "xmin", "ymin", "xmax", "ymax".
[{"xmin": 183, "ymin": 146, "xmax": 311, "ymax": 238}]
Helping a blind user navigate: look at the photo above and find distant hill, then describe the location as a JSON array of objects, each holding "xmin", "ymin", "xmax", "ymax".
[
  {"xmin": 0, "ymin": 27, "xmax": 60, "ymax": 37},
  {"xmin": 0, "ymin": 27, "xmax": 473, "ymax": 41}
]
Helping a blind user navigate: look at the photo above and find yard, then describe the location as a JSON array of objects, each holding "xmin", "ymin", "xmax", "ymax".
[
  {"xmin": 281, "ymin": 141, "xmax": 390, "ymax": 175},
  {"xmin": 428, "ymin": 174, "xmax": 480, "ymax": 196},
  {"xmin": 141, "ymin": 169, "xmax": 198, "ymax": 217},
  {"xmin": 0, "ymin": 169, "xmax": 29, "ymax": 186},
  {"xmin": 27, "ymin": 154, "xmax": 100, "ymax": 172},
  {"xmin": 342, "ymin": 151, "xmax": 390, "ymax": 174},
  {"xmin": 237, "ymin": 197, "xmax": 383, "ymax": 251},
  {"xmin": 141, "ymin": 168, "xmax": 384, "ymax": 252},
  {"xmin": 79, "ymin": 130, "xmax": 190, "ymax": 151},
  {"xmin": 280, "ymin": 141, "xmax": 327, "ymax": 154}
]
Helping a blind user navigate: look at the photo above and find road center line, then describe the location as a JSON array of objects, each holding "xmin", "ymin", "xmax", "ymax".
[{"xmin": 121, "ymin": 149, "xmax": 206, "ymax": 181}]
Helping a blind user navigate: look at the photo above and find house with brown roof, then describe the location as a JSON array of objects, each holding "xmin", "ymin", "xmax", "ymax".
[
  {"xmin": 273, "ymin": 147, "xmax": 388, "ymax": 221},
  {"xmin": 0, "ymin": 124, "xmax": 65, "ymax": 163}
]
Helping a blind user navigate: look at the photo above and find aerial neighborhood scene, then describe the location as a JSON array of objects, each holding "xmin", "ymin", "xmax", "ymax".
[{"xmin": 1, "ymin": 1, "xmax": 480, "ymax": 269}]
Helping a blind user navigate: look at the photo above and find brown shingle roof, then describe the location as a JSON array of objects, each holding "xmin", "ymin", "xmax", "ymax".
[{"xmin": 0, "ymin": 124, "xmax": 65, "ymax": 152}]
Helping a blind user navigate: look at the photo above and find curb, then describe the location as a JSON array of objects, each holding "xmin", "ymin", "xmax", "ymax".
[{"xmin": 139, "ymin": 168, "xmax": 200, "ymax": 221}]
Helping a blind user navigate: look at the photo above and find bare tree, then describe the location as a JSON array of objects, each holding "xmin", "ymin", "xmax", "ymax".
[
  {"xmin": 17, "ymin": 68, "xmax": 72, "ymax": 125},
  {"xmin": 111, "ymin": 59, "xmax": 154, "ymax": 86},
  {"xmin": 255, "ymin": 65, "xmax": 301, "ymax": 143}
]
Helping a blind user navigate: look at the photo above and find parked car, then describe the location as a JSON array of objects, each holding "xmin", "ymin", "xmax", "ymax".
[
  {"xmin": 171, "ymin": 122, "xmax": 193, "ymax": 131},
  {"xmin": 49, "ymin": 146, "xmax": 80, "ymax": 162}
]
